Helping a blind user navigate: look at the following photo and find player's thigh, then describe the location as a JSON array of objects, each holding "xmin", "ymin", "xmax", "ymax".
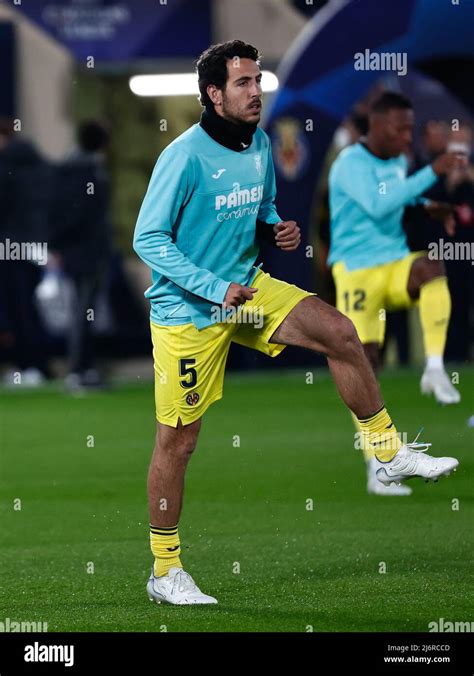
[
  {"xmin": 333, "ymin": 262, "xmax": 386, "ymax": 345},
  {"xmin": 268, "ymin": 294, "xmax": 360, "ymax": 354},
  {"xmin": 386, "ymin": 251, "xmax": 426, "ymax": 309},
  {"xmin": 231, "ymin": 268, "xmax": 314, "ymax": 357},
  {"xmin": 150, "ymin": 321, "xmax": 234, "ymax": 427}
]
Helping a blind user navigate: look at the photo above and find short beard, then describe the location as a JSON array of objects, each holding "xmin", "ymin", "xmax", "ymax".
[{"xmin": 221, "ymin": 96, "xmax": 255, "ymax": 126}]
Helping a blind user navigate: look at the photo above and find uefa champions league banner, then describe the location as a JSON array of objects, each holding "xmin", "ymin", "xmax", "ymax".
[{"xmin": 14, "ymin": 0, "xmax": 211, "ymax": 61}]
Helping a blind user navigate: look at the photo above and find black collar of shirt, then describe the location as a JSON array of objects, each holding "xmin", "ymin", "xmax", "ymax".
[{"xmin": 199, "ymin": 105, "xmax": 258, "ymax": 152}]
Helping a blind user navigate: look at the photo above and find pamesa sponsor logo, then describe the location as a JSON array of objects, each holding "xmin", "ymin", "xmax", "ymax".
[{"xmin": 215, "ymin": 183, "xmax": 264, "ymax": 210}]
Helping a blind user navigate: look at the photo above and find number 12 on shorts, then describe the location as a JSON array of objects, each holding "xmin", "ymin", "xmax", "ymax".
[{"xmin": 343, "ymin": 289, "xmax": 366, "ymax": 312}]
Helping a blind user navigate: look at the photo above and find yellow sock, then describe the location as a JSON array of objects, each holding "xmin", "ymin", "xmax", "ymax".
[
  {"xmin": 419, "ymin": 276, "xmax": 451, "ymax": 358},
  {"xmin": 351, "ymin": 411, "xmax": 374, "ymax": 461},
  {"xmin": 150, "ymin": 524, "xmax": 182, "ymax": 577},
  {"xmin": 357, "ymin": 406, "xmax": 402, "ymax": 462}
]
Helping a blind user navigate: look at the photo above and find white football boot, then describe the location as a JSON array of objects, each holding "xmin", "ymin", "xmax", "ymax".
[
  {"xmin": 366, "ymin": 458, "xmax": 412, "ymax": 496},
  {"xmin": 376, "ymin": 436, "xmax": 459, "ymax": 486},
  {"xmin": 421, "ymin": 368, "xmax": 461, "ymax": 404},
  {"xmin": 147, "ymin": 566, "xmax": 218, "ymax": 605}
]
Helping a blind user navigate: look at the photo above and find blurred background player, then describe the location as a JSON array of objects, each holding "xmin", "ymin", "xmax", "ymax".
[
  {"xmin": 328, "ymin": 92, "xmax": 466, "ymax": 496},
  {"xmin": 443, "ymin": 124, "xmax": 474, "ymax": 362},
  {"xmin": 405, "ymin": 120, "xmax": 474, "ymax": 364},
  {"xmin": 50, "ymin": 120, "xmax": 112, "ymax": 392},
  {"xmin": 0, "ymin": 117, "xmax": 52, "ymax": 385}
]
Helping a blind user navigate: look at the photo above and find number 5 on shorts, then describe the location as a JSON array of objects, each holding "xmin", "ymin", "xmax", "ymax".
[{"xmin": 179, "ymin": 358, "xmax": 197, "ymax": 389}]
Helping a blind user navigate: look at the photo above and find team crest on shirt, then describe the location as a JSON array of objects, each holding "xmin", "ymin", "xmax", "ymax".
[
  {"xmin": 254, "ymin": 153, "xmax": 263, "ymax": 176},
  {"xmin": 186, "ymin": 391, "xmax": 200, "ymax": 406}
]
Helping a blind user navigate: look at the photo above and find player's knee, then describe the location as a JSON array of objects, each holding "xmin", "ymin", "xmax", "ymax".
[
  {"xmin": 155, "ymin": 435, "xmax": 197, "ymax": 463},
  {"xmin": 160, "ymin": 427, "xmax": 199, "ymax": 462},
  {"xmin": 179, "ymin": 434, "xmax": 198, "ymax": 459},
  {"xmin": 331, "ymin": 314, "xmax": 360, "ymax": 357},
  {"xmin": 154, "ymin": 420, "xmax": 200, "ymax": 461},
  {"xmin": 181, "ymin": 419, "xmax": 201, "ymax": 457}
]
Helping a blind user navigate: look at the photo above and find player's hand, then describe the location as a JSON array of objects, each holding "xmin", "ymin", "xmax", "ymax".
[
  {"xmin": 431, "ymin": 153, "xmax": 468, "ymax": 176},
  {"xmin": 223, "ymin": 283, "xmax": 258, "ymax": 308},
  {"xmin": 274, "ymin": 220, "xmax": 301, "ymax": 251}
]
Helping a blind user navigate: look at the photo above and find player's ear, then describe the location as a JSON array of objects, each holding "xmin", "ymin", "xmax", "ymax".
[{"xmin": 207, "ymin": 84, "xmax": 223, "ymax": 108}]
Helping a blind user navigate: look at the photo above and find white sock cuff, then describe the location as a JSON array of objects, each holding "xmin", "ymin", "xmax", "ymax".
[{"xmin": 426, "ymin": 355, "xmax": 443, "ymax": 370}]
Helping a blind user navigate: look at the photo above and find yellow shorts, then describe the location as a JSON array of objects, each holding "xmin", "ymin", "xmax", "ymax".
[
  {"xmin": 150, "ymin": 268, "xmax": 314, "ymax": 426},
  {"xmin": 332, "ymin": 252, "xmax": 426, "ymax": 345}
]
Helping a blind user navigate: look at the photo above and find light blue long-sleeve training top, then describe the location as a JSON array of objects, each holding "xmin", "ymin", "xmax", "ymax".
[
  {"xmin": 133, "ymin": 124, "xmax": 281, "ymax": 329},
  {"xmin": 328, "ymin": 142, "xmax": 438, "ymax": 270}
]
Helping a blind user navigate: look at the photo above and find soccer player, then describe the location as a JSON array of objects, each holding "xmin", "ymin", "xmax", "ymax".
[
  {"xmin": 134, "ymin": 43, "xmax": 459, "ymax": 605},
  {"xmin": 328, "ymin": 92, "xmax": 465, "ymax": 496}
]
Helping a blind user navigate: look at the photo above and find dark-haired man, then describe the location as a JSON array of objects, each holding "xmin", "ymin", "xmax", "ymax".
[
  {"xmin": 329, "ymin": 92, "xmax": 465, "ymax": 496},
  {"xmin": 134, "ymin": 46, "xmax": 460, "ymax": 605}
]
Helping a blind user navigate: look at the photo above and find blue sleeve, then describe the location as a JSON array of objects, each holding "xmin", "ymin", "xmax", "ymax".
[
  {"xmin": 335, "ymin": 157, "xmax": 437, "ymax": 219},
  {"xmin": 257, "ymin": 140, "xmax": 282, "ymax": 225},
  {"xmin": 133, "ymin": 147, "xmax": 231, "ymax": 304}
]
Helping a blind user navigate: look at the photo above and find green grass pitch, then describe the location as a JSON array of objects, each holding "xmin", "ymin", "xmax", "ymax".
[{"xmin": 1, "ymin": 367, "xmax": 472, "ymax": 632}]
